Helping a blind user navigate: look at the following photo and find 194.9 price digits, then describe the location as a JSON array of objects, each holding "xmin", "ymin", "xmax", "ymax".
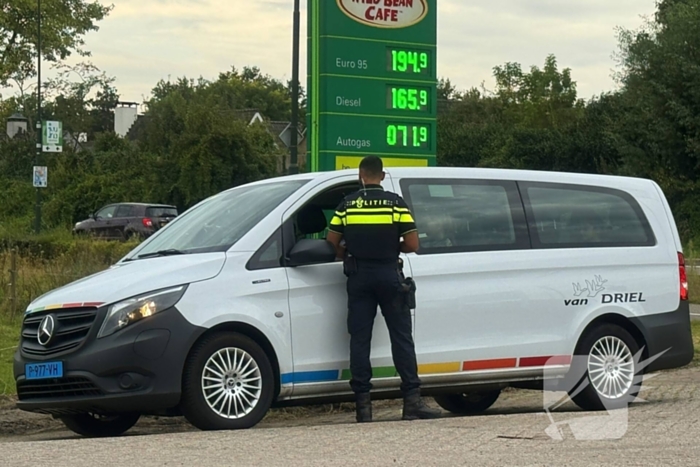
[
  {"xmin": 386, "ymin": 124, "xmax": 429, "ymax": 149},
  {"xmin": 389, "ymin": 49, "xmax": 429, "ymax": 74}
]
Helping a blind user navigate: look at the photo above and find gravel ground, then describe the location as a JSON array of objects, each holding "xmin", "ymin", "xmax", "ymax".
[{"xmin": 1, "ymin": 365, "xmax": 699, "ymax": 466}]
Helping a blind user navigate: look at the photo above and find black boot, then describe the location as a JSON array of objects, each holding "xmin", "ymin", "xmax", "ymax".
[
  {"xmin": 402, "ymin": 389, "xmax": 442, "ymax": 420},
  {"xmin": 355, "ymin": 392, "xmax": 372, "ymax": 423}
]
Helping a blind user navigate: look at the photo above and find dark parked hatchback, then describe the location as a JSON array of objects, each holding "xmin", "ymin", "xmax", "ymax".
[{"xmin": 73, "ymin": 203, "xmax": 178, "ymax": 240}]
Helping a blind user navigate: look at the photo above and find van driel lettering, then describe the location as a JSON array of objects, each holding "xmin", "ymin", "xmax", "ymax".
[
  {"xmin": 564, "ymin": 298, "xmax": 588, "ymax": 307},
  {"xmin": 601, "ymin": 292, "xmax": 646, "ymax": 304}
]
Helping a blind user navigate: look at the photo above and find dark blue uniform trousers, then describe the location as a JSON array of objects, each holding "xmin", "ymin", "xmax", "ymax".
[{"xmin": 346, "ymin": 261, "xmax": 421, "ymax": 394}]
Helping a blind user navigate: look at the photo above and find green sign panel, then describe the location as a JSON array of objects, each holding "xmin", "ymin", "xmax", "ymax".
[
  {"xmin": 307, "ymin": 0, "xmax": 437, "ymax": 171},
  {"xmin": 42, "ymin": 120, "xmax": 63, "ymax": 153}
]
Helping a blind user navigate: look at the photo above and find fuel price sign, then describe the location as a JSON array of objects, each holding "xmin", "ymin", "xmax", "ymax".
[{"xmin": 307, "ymin": 0, "xmax": 437, "ymax": 171}]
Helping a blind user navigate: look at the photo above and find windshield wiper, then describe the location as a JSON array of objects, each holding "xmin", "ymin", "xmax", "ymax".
[{"xmin": 136, "ymin": 249, "xmax": 187, "ymax": 259}]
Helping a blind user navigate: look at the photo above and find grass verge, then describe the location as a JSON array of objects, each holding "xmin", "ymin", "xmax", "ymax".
[
  {"xmin": 692, "ymin": 321, "xmax": 700, "ymax": 364},
  {"xmin": 0, "ymin": 315, "xmax": 21, "ymax": 396},
  {"xmin": 689, "ymin": 273, "xmax": 700, "ymax": 305}
]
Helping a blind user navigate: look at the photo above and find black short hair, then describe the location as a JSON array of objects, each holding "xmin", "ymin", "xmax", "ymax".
[{"xmin": 359, "ymin": 156, "xmax": 383, "ymax": 177}]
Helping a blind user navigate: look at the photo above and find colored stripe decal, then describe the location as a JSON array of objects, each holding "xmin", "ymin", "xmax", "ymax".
[
  {"xmin": 282, "ymin": 355, "xmax": 572, "ymax": 384},
  {"xmin": 280, "ymin": 370, "xmax": 339, "ymax": 384},
  {"xmin": 462, "ymin": 358, "xmax": 517, "ymax": 371},
  {"xmin": 418, "ymin": 362, "xmax": 461, "ymax": 374},
  {"xmin": 520, "ymin": 355, "xmax": 572, "ymax": 367},
  {"xmin": 341, "ymin": 366, "xmax": 397, "ymax": 380}
]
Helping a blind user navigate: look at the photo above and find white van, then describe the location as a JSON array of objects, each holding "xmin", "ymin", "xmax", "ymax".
[{"xmin": 13, "ymin": 167, "xmax": 694, "ymax": 437}]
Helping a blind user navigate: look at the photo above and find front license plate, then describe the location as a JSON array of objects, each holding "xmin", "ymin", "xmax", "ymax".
[{"xmin": 25, "ymin": 361, "xmax": 63, "ymax": 380}]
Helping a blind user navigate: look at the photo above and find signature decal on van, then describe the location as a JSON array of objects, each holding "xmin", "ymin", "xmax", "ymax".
[
  {"xmin": 565, "ymin": 275, "xmax": 646, "ymax": 307},
  {"xmin": 573, "ymin": 275, "xmax": 607, "ymax": 298},
  {"xmin": 566, "ymin": 275, "xmax": 607, "ymax": 306}
]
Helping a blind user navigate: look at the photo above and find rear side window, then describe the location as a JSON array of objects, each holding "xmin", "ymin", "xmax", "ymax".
[
  {"xmin": 146, "ymin": 207, "xmax": 178, "ymax": 218},
  {"xmin": 114, "ymin": 205, "xmax": 136, "ymax": 218},
  {"xmin": 399, "ymin": 179, "xmax": 530, "ymax": 254},
  {"xmin": 521, "ymin": 182, "xmax": 656, "ymax": 248}
]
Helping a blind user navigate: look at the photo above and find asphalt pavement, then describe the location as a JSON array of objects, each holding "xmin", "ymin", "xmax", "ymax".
[
  {"xmin": 2, "ymin": 365, "xmax": 699, "ymax": 466},
  {"xmin": 690, "ymin": 304, "xmax": 700, "ymax": 320}
]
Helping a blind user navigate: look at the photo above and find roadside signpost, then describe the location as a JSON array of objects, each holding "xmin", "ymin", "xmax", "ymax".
[
  {"xmin": 42, "ymin": 120, "xmax": 63, "ymax": 152},
  {"xmin": 32, "ymin": 166, "xmax": 48, "ymax": 188},
  {"xmin": 307, "ymin": 0, "xmax": 437, "ymax": 171}
]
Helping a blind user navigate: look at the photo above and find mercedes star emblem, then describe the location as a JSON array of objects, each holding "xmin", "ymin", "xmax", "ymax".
[{"xmin": 37, "ymin": 315, "xmax": 56, "ymax": 346}]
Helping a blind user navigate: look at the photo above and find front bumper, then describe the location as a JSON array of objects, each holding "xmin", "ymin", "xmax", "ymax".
[
  {"xmin": 630, "ymin": 300, "xmax": 695, "ymax": 373},
  {"xmin": 13, "ymin": 306, "xmax": 205, "ymax": 415}
]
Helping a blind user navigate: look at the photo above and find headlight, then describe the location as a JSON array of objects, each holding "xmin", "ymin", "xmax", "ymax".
[{"xmin": 97, "ymin": 285, "xmax": 188, "ymax": 338}]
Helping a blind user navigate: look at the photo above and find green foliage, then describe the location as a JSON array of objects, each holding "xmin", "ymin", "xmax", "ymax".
[
  {"xmin": 437, "ymin": 55, "xmax": 618, "ymax": 176},
  {"xmin": 0, "ymin": 0, "xmax": 112, "ymax": 85},
  {"xmin": 610, "ymin": 0, "xmax": 700, "ymax": 242},
  {"xmin": 137, "ymin": 68, "xmax": 284, "ymax": 208}
]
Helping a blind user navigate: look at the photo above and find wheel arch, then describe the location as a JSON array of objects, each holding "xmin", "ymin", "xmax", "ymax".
[
  {"xmin": 574, "ymin": 313, "xmax": 648, "ymax": 359},
  {"xmin": 183, "ymin": 321, "xmax": 282, "ymax": 400}
]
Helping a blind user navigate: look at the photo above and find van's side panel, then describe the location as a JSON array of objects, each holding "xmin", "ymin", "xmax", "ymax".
[
  {"xmin": 282, "ymin": 174, "xmax": 409, "ymax": 395},
  {"xmin": 394, "ymin": 170, "xmax": 690, "ymax": 381},
  {"xmin": 176, "ymin": 253, "xmax": 296, "ymax": 398},
  {"xmin": 395, "ymin": 177, "xmax": 567, "ymax": 370}
]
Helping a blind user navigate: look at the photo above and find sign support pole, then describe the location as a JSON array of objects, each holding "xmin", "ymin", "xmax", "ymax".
[
  {"xmin": 288, "ymin": 0, "xmax": 301, "ymax": 175},
  {"xmin": 35, "ymin": 0, "xmax": 42, "ymax": 234}
]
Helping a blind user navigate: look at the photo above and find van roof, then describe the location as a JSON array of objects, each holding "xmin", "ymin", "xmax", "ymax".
[{"xmin": 248, "ymin": 166, "xmax": 656, "ymax": 191}]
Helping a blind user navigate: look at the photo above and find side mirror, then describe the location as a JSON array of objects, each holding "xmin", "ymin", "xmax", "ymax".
[{"xmin": 287, "ymin": 239, "xmax": 336, "ymax": 267}]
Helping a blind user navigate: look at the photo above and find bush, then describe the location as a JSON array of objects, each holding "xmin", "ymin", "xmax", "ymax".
[{"xmin": 0, "ymin": 233, "xmax": 140, "ymax": 317}]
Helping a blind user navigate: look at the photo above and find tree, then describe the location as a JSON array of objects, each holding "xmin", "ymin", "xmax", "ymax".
[
  {"xmin": 612, "ymin": 0, "xmax": 700, "ymax": 241},
  {"xmin": 492, "ymin": 54, "xmax": 584, "ymax": 129},
  {"xmin": 137, "ymin": 71, "xmax": 283, "ymax": 209},
  {"xmin": 0, "ymin": 0, "xmax": 112, "ymax": 86}
]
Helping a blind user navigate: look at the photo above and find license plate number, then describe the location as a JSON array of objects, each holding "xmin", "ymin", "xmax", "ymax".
[{"xmin": 25, "ymin": 361, "xmax": 63, "ymax": 380}]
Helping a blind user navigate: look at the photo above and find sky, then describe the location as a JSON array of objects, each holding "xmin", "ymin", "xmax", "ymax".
[{"xmin": 21, "ymin": 0, "xmax": 660, "ymax": 106}]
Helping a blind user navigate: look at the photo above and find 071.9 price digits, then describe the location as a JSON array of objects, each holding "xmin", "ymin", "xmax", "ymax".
[{"xmin": 386, "ymin": 124, "xmax": 429, "ymax": 148}]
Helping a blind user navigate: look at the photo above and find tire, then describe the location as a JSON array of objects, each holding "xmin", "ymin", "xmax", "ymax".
[
  {"xmin": 568, "ymin": 324, "xmax": 643, "ymax": 412},
  {"xmin": 433, "ymin": 389, "xmax": 501, "ymax": 415},
  {"xmin": 59, "ymin": 412, "xmax": 140, "ymax": 437},
  {"xmin": 180, "ymin": 332, "xmax": 275, "ymax": 431}
]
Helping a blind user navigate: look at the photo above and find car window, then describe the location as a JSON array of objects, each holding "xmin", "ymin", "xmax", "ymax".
[
  {"xmin": 146, "ymin": 207, "xmax": 178, "ymax": 218},
  {"xmin": 114, "ymin": 205, "xmax": 134, "ymax": 218},
  {"xmin": 400, "ymin": 179, "xmax": 528, "ymax": 254},
  {"xmin": 130, "ymin": 179, "xmax": 311, "ymax": 258},
  {"xmin": 96, "ymin": 205, "xmax": 117, "ymax": 219},
  {"xmin": 523, "ymin": 183, "xmax": 655, "ymax": 247}
]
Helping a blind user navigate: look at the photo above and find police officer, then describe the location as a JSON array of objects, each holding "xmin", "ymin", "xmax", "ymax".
[{"xmin": 326, "ymin": 156, "xmax": 442, "ymax": 423}]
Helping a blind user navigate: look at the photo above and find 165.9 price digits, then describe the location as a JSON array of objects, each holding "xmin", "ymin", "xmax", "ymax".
[
  {"xmin": 389, "ymin": 86, "xmax": 429, "ymax": 111},
  {"xmin": 386, "ymin": 124, "xmax": 429, "ymax": 148}
]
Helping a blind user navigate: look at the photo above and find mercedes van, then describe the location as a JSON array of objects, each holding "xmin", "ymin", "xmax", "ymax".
[{"xmin": 13, "ymin": 167, "xmax": 694, "ymax": 437}]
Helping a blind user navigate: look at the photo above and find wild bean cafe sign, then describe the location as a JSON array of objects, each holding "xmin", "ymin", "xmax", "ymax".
[
  {"xmin": 337, "ymin": 0, "xmax": 428, "ymax": 28},
  {"xmin": 306, "ymin": 0, "xmax": 437, "ymax": 172}
]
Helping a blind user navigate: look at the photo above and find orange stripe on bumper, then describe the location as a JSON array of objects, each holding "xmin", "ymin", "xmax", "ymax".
[{"xmin": 418, "ymin": 362, "xmax": 461, "ymax": 374}]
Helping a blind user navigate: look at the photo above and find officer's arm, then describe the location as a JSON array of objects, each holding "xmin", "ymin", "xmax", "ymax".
[
  {"xmin": 396, "ymin": 197, "xmax": 420, "ymax": 253},
  {"xmin": 401, "ymin": 231, "xmax": 420, "ymax": 253},
  {"xmin": 327, "ymin": 202, "xmax": 347, "ymax": 259},
  {"xmin": 326, "ymin": 230, "xmax": 345, "ymax": 259}
]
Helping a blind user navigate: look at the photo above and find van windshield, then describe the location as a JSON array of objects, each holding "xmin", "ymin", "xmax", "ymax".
[{"xmin": 128, "ymin": 179, "xmax": 310, "ymax": 259}]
